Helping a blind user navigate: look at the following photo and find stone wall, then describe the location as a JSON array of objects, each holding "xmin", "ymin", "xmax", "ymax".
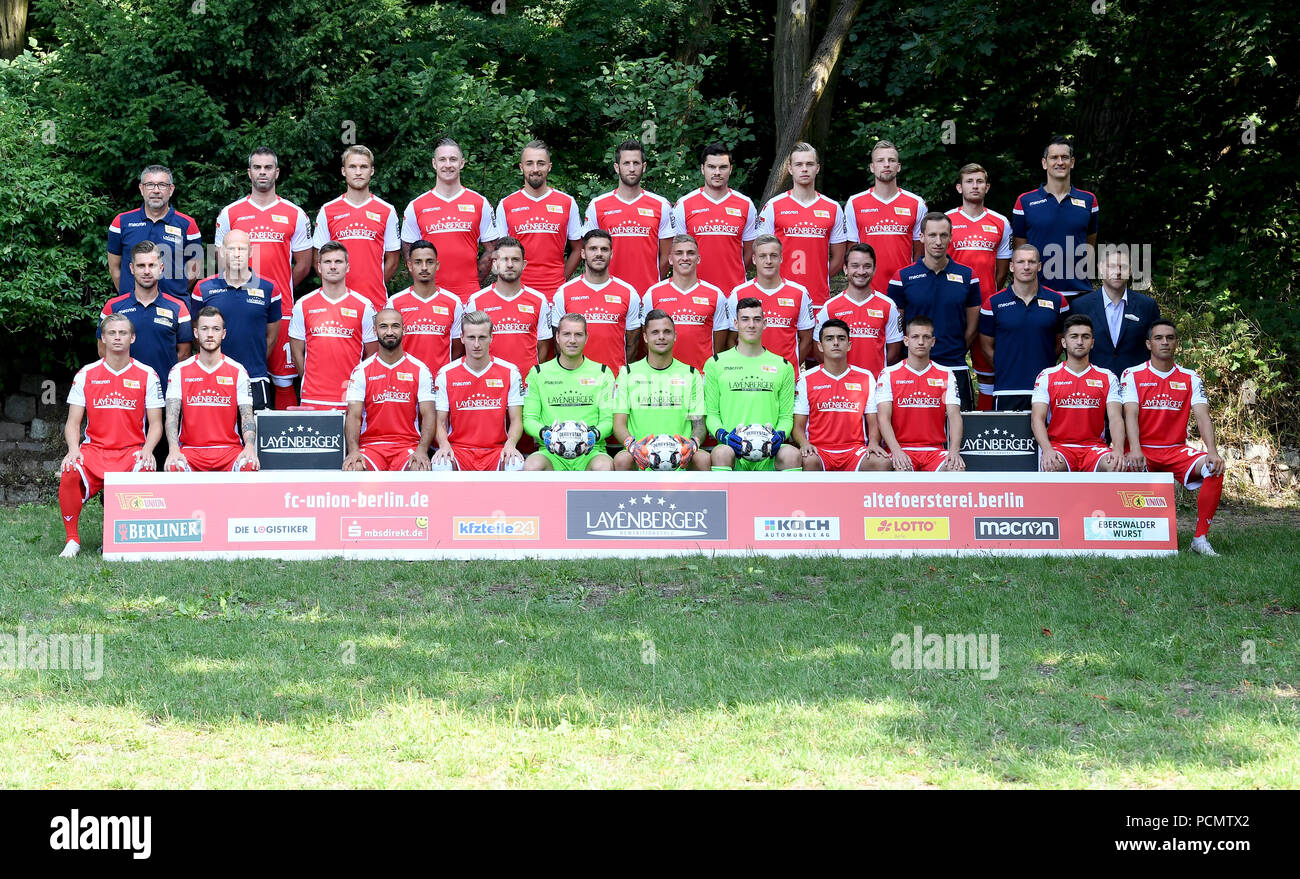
[{"xmin": 1, "ymin": 374, "xmax": 70, "ymax": 504}]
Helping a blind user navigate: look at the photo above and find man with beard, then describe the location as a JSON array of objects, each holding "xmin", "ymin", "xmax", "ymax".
[
  {"xmin": 107, "ymin": 163, "xmax": 202, "ymax": 301},
  {"xmin": 467, "ymin": 237, "xmax": 553, "ymax": 382},
  {"xmin": 550, "ymin": 229, "xmax": 641, "ymax": 376},
  {"xmin": 342, "ymin": 308, "xmax": 436, "ymax": 472},
  {"xmin": 583, "ymin": 139, "xmax": 674, "ymax": 300},
  {"xmin": 494, "ymin": 140, "xmax": 584, "ymax": 300}
]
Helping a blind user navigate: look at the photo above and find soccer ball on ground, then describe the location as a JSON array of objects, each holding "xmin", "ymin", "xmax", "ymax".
[
  {"xmin": 736, "ymin": 423, "xmax": 774, "ymax": 462},
  {"xmin": 547, "ymin": 420, "xmax": 590, "ymax": 459},
  {"xmin": 645, "ymin": 434, "xmax": 692, "ymax": 471}
]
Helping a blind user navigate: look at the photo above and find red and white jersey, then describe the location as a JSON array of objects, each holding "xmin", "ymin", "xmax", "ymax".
[
  {"xmin": 493, "ymin": 188, "xmax": 583, "ymax": 299},
  {"xmin": 1120, "ymin": 361, "xmax": 1208, "ymax": 448},
  {"xmin": 815, "ymin": 291, "xmax": 902, "ymax": 379},
  {"xmin": 551, "ymin": 275, "xmax": 641, "ymax": 376},
  {"xmin": 758, "ymin": 191, "xmax": 848, "ymax": 306},
  {"xmin": 346, "ymin": 353, "xmax": 435, "ymax": 446},
  {"xmin": 400, "ymin": 188, "xmax": 495, "ymax": 301},
  {"xmin": 671, "ymin": 188, "xmax": 759, "ymax": 295},
  {"xmin": 946, "ymin": 207, "xmax": 1012, "ymax": 308},
  {"xmin": 215, "ymin": 196, "xmax": 312, "ymax": 314},
  {"xmin": 641, "ymin": 278, "xmax": 730, "ymax": 372},
  {"xmin": 583, "ymin": 189, "xmax": 673, "ymax": 297},
  {"xmin": 466, "ymin": 285, "xmax": 552, "ymax": 379},
  {"xmin": 1031, "ymin": 362, "xmax": 1119, "ymax": 446},
  {"xmin": 68, "ymin": 358, "xmax": 164, "ymax": 450},
  {"xmin": 288, "ymin": 289, "xmax": 378, "ymax": 407},
  {"xmin": 872, "ymin": 361, "xmax": 957, "ymax": 449},
  {"xmin": 795, "ymin": 365, "xmax": 876, "ymax": 449},
  {"xmin": 434, "ymin": 357, "xmax": 524, "ymax": 448},
  {"xmin": 166, "ymin": 355, "xmax": 251, "ymax": 448},
  {"xmin": 386, "ymin": 286, "xmax": 463, "ymax": 375},
  {"xmin": 313, "ymin": 194, "xmax": 400, "ymax": 309},
  {"xmin": 843, "ymin": 188, "xmax": 927, "ymax": 295},
  {"xmin": 726, "ymin": 278, "xmax": 815, "ymax": 374}
]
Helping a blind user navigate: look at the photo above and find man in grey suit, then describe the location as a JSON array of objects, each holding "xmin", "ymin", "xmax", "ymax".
[{"xmin": 1070, "ymin": 248, "xmax": 1160, "ymax": 377}]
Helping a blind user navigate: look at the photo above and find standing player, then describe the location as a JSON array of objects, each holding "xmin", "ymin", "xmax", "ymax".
[
  {"xmin": 704, "ymin": 298, "xmax": 800, "ymax": 472},
  {"xmin": 522, "ymin": 314, "xmax": 615, "ymax": 472},
  {"xmin": 99, "ymin": 241, "xmax": 192, "ymax": 397},
  {"xmin": 794, "ymin": 319, "xmax": 889, "ymax": 471},
  {"xmin": 58, "ymin": 315, "xmax": 164, "ymax": 558},
  {"xmin": 726, "ymin": 234, "xmax": 814, "ymax": 373},
  {"xmin": 583, "ymin": 139, "xmax": 674, "ymax": 300},
  {"xmin": 163, "ymin": 307, "xmax": 259, "ymax": 473},
  {"xmin": 672, "ymin": 142, "xmax": 759, "ymax": 296},
  {"xmin": 107, "ymin": 164, "xmax": 202, "ymax": 301},
  {"xmin": 313, "ymin": 145, "xmax": 400, "ymax": 310},
  {"xmin": 432, "ymin": 311, "xmax": 525, "ymax": 471},
  {"xmin": 758, "ymin": 142, "xmax": 848, "ymax": 307},
  {"xmin": 551, "ymin": 230, "xmax": 640, "ymax": 376},
  {"xmin": 843, "ymin": 140, "xmax": 927, "ymax": 297},
  {"xmin": 288, "ymin": 243, "xmax": 378, "ymax": 410},
  {"xmin": 978, "ymin": 244, "xmax": 1068, "ymax": 411},
  {"xmin": 613, "ymin": 310, "xmax": 710, "ymax": 472},
  {"xmin": 946, "ymin": 163, "xmax": 1012, "ymax": 409},
  {"xmin": 1012, "ymin": 136, "xmax": 1099, "ymax": 301},
  {"xmin": 342, "ymin": 309, "xmax": 436, "ymax": 472},
  {"xmin": 400, "ymin": 138, "xmax": 497, "ymax": 302},
  {"xmin": 494, "ymin": 140, "xmax": 584, "ymax": 301},
  {"xmin": 215, "ymin": 146, "xmax": 314, "ymax": 408},
  {"xmin": 641, "ymin": 235, "xmax": 729, "ymax": 371},
  {"xmin": 1031, "ymin": 314, "xmax": 1124, "ymax": 473},
  {"xmin": 873, "ymin": 316, "xmax": 966, "ymax": 472},
  {"xmin": 386, "ymin": 240, "xmax": 464, "ymax": 375},
  {"xmin": 191, "ymin": 230, "xmax": 280, "ymax": 410},
  {"xmin": 815, "ymin": 244, "xmax": 902, "ymax": 379},
  {"xmin": 1122, "ymin": 320, "xmax": 1226, "ymax": 556},
  {"xmin": 467, "ymin": 238, "xmax": 552, "ymax": 379}
]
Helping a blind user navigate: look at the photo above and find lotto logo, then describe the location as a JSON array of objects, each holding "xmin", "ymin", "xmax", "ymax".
[{"xmin": 865, "ymin": 517, "xmax": 950, "ymax": 540}]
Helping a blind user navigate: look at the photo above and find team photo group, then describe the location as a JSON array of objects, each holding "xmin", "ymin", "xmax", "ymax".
[{"xmin": 61, "ymin": 134, "xmax": 1224, "ymax": 557}]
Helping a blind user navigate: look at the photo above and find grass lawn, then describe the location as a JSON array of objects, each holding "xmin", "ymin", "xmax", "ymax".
[{"xmin": 1, "ymin": 498, "xmax": 1297, "ymax": 789}]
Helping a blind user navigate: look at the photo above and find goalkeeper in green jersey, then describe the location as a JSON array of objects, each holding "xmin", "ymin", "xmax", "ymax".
[
  {"xmin": 613, "ymin": 309, "xmax": 711, "ymax": 471},
  {"xmin": 703, "ymin": 297, "xmax": 800, "ymax": 471},
  {"xmin": 522, "ymin": 313, "xmax": 615, "ymax": 471}
]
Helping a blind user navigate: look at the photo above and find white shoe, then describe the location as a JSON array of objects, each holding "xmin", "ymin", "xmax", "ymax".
[
  {"xmin": 59, "ymin": 540, "xmax": 81, "ymax": 558},
  {"xmin": 1189, "ymin": 536, "xmax": 1219, "ymax": 557}
]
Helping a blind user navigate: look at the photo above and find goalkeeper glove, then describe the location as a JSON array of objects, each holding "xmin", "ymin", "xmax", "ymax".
[
  {"xmin": 629, "ymin": 437, "xmax": 653, "ymax": 469},
  {"xmin": 586, "ymin": 427, "xmax": 601, "ymax": 450},
  {"xmin": 540, "ymin": 427, "xmax": 554, "ymax": 449},
  {"xmin": 769, "ymin": 430, "xmax": 787, "ymax": 457},
  {"xmin": 716, "ymin": 427, "xmax": 745, "ymax": 453}
]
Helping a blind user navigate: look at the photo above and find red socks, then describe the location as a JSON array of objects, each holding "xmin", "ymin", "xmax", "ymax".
[
  {"xmin": 274, "ymin": 384, "xmax": 299, "ymax": 409},
  {"xmin": 58, "ymin": 471, "xmax": 85, "ymax": 543},
  {"xmin": 1195, "ymin": 473, "xmax": 1224, "ymax": 538}
]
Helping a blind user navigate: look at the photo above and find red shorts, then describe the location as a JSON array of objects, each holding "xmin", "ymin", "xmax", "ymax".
[
  {"xmin": 269, "ymin": 318, "xmax": 295, "ymax": 384},
  {"xmin": 903, "ymin": 448, "xmax": 949, "ymax": 472},
  {"xmin": 66, "ymin": 444, "xmax": 149, "ymax": 501},
  {"xmin": 451, "ymin": 444, "xmax": 505, "ymax": 472},
  {"xmin": 1141, "ymin": 444, "xmax": 1209, "ymax": 489},
  {"xmin": 297, "ymin": 401, "xmax": 346, "ymax": 411},
  {"xmin": 817, "ymin": 446, "xmax": 870, "ymax": 472},
  {"xmin": 1051, "ymin": 444, "xmax": 1113, "ymax": 473},
  {"xmin": 971, "ymin": 345, "xmax": 993, "ymax": 385},
  {"xmin": 171, "ymin": 445, "xmax": 253, "ymax": 472},
  {"xmin": 360, "ymin": 443, "xmax": 418, "ymax": 471}
]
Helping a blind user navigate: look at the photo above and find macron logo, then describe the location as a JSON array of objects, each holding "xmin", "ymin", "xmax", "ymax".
[{"xmin": 50, "ymin": 810, "xmax": 151, "ymax": 859}]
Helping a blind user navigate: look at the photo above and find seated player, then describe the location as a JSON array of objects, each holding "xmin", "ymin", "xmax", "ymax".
[
  {"xmin": 793, "ymin": 319, "xmax": 890, "ymax": 471},
  {"xmin": 704, "ymin": 297, "xmax": 800, "ymax": 471},
  {"xmin": 342, "ymin": 308, "xmax": 436, "ymax": 471},
  {"xmin": 164, "ymin": 306, "xmax": 259, "ymax": 472},
  {"xmin": 432, "ymin": 311, "xmax": 525, "ymax": 471},
  {"xmin": 613, "ymin": 309, "xmax": 710, "ymax": 471},
  {"xmin": 522, "ymin": 313, "xmax": 615, "ymax": 471},
  {"xmin": 873, "ymin": 316, "xmax": 966, "ymax": 471},
  {"xmin": 1122, "ymin": 319, "xmax": 1226, "ymax": 556},
  {"xmin": 1031, "ymin": 314, "xmax": 1124, "ymax": 472},
  {"xmin": 58, "ymin": 314, "xmax": 164, "ymax": 557}
]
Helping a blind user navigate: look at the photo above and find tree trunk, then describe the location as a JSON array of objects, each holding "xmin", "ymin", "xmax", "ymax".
[
  {"xmin": 676, "ymin": 0, "xmax": 715, "ymax": 63},
  {"xmin": 774, "ymin": 0, "xmax": 815, "ymax": 127},
  {"xmin": 0, "ymin": 0, "xmax": 29, "ymax": 60},
  {"xmin": 763, "ymin": 0, "xmax": 864, "ymax": 204}
]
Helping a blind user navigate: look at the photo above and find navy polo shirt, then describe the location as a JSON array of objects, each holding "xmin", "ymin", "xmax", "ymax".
[
  {"xmin": 887, "ymin": 258, "xmax": 981, "ymax": 369},
  {"xmin": 1010, "ymin": 185, "xmax": 1099, "ymax": 297},
  {"xmin": 190, "ymin": 273, "xmax": 281, "ymax": 380},
  {"xmin": 979, "ymin": 286, "xmax": 1068, "ymax": 394},
  {"xmin": 98, "ymin": 292, "xmax": 194, "ymax": 393},
  {"xmin": 107, "ymin": 204, "xmax": 203, "ymax": 299}
]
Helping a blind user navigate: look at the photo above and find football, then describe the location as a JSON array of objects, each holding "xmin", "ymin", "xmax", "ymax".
[
  {"xmin": 736, "ymin": 423, "xmax": 774, "ymax": 462},
  {"xmin": 547, "ymin": 420, "xmax": 590, "ymax": 459},
  {"xmin": 645, "ymin": 434, "xmax": 690, "ymax": 471}
]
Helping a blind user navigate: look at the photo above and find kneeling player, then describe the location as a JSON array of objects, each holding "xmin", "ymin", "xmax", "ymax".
[
  {"xmin": 874, "ymin": 316, "xmax": 966, "ymax": 471},
  {"xmin": 164, "ymin": 307, "xmax": 260, "ymax": 473},
  {"xmin": 704, "ymin": 298, "xmax": 800, "ymax": 471},
  {"xmin": 523, "ymin": 313, "xmax": 615, "ymax": 471},
  {"xmin": 613, "ymin": 309, "xmax": 710, "ymax": 471},
  {"xmin": 342, "ymin": 308, "xmax": 436, "ymax": 471},
  {"xmin": 58, "ymin": 314, "xmax": 164, "ymax": 557},
  {"xmin": 1122, "ymin": 320, "xmax": 1226, "ymax": 556},
  {"xmin": 432, "ymin": 311, "xmax": 525, "ymax": 471},
  {"xmin": 794, "ymin": 319, "xmax": 890, "ymax": 471},
  {"xmin": 1031, "ymin": 314, "xmax": 1124, "ymax": 472}
]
